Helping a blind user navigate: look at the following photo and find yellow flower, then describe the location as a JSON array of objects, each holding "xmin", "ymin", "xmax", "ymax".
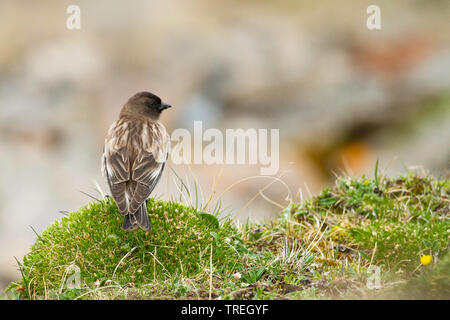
[{"xmin": 420, "ymin": 255, "xmax": 432, "ymax": 266}]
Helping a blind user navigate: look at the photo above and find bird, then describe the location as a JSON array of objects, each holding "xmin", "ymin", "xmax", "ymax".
[{"xmin": 102, "ymin": 91, "xmax": 171, "ymax": 231}]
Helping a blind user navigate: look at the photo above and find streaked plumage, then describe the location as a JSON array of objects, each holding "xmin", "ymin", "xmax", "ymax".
[{"xmin": 102, "ymin": 92, "xmax": 171, "ymax": 231}]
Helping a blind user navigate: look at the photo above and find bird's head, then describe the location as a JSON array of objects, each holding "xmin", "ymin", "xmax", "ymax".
[{"xmin": 122, "ymin": 91, "xmax": 171, "ymax": 119}]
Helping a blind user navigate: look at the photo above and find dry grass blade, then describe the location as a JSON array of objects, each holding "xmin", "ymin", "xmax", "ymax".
[{"xmin": 112, "ymin": 247, "xmax": 137, "ymax": 279}]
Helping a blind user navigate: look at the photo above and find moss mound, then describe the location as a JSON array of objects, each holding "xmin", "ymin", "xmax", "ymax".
[{"xmin": 10, "ymin": 198, "xmax": 241, "ymax": 299}]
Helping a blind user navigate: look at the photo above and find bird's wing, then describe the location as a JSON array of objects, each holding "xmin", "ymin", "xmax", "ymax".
[
  {"xmin": 102, "ymin": 119, "xmax": 131, "ymax": 215},
  {"xmin": 128, "ymin": 121, "xmax": 169, "ymax": 215}
]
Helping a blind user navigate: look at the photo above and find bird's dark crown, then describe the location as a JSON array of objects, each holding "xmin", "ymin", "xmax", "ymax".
[{"xmin": 122, "ymin": 91, "xmax": 171, "ymax": 119}]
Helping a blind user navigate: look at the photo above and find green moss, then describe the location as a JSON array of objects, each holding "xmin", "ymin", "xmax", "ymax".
[{"xmin": 9, "ymin": 198, "xmax": 241, "ymax": 299}]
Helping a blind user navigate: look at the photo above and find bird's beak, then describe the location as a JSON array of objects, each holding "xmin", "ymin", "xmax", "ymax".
[{"xmin": 159, "ymin": 102, "xmax": 171, "ymax": 111}]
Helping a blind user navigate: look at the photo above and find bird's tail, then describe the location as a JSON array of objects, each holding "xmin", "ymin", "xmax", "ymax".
[
  {"xmin": 122, "ymin": 214, "xmax": 138, "ymax": 231},
  {"xmin": 122, "ymin": 202, "xmax": 151, "ymax": 232}
]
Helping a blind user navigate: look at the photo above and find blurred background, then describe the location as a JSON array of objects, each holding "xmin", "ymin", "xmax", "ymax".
[{"xmin": 0, "ymin": 0, "xmax": 449, "ymax": 291}]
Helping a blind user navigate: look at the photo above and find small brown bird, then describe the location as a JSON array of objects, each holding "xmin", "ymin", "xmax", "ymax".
[{"xmin": 102, "ymin": 92, "xmax": 171, "ymax": 231}]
